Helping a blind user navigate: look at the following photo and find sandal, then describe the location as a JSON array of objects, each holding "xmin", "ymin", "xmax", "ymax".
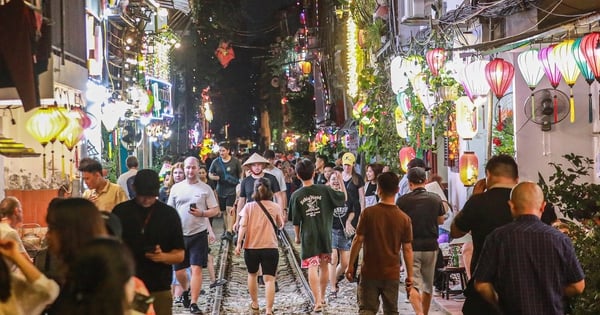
[
  {"xmin": 250, "ymin": 303, "xmax": 259, "ymax": 313},
  {"xmin": 210, "ymin": 278, "xmax": 227, "ymax": 288},
  {"xmin": 313, "ymin": 305, "xmax": 323, "ymax": 313}
]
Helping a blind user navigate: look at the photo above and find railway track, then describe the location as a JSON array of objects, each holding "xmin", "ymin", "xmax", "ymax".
[{"xmin": 211, "ymin": 228, "xmax": 315, "ymax": 314}]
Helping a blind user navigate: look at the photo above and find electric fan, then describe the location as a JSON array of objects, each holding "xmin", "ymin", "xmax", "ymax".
[
  {"xmin": 524, "ymin": 89, "xmax": 569, "ymax": 131},
  {"xmin": 120, "ymin": 121, "xmax": 143, "ymax": 152}
]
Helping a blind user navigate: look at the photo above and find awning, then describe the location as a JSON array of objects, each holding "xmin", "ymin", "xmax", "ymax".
[{"xmin": 0, "ymin": 137, "xmax": 40, "ymax": 158}]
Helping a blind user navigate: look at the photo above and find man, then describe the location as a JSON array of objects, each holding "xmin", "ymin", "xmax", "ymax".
[
  {"xmin": 290, "ymin": 159, "xmax": 346, "ymax": 312},
  {"xmin": 397, "ymin": 158, "xmax": 430, "ymax": 200},
  {"xmin": 346, "ymin": 172, "xmax": 415, "ymax": 315},
  {"xmin": 117, "ymin": 155, "xmax": 139, "ymax": 199},
  {"xmin": 474, "ymin": 182, "xmax": 585, "ymax": 315},
  {"xmin": 79, "ymin": 157, "xmax": 128, "ymax": 212},
  {"xmin": 208, "ymin": 142, "xmax": 242, "ymax": 241},
  {"xmin": 450, "ymin": 154, "xmax": 518, "ymax": 314},
  {"xmin": 113, "ymin": 169, "xmax": 185, "ymax": 315},
  {"xmin": 314, "ymin": 154, "xmax": 328, "ymax": 184},
  {"xmin": 396, "ymin": 167, "xmax": 445, "ymax": 315},
  {"xmin": 0, "ymin": 197, "xmax": 30, "ymax": 262},
  {"xmin": 169, "ymin": 156, "xmax": 220, "ymax": 314},
  {"xmin": 263, "ymin": 150, "xmax": 287, "ymax": 219}
]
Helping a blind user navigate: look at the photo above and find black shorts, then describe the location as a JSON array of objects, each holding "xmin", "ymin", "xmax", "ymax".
[
  {"xmin": 174, "ymin": 230, "xmax": 208, "ymax": 270},
  {"xmin": 218, "ymin": 195, "xmax": 236, "ymax": 211},
  {"xmin": 244, "ymin": 248, "xmax": 279, "ymax": 276}
]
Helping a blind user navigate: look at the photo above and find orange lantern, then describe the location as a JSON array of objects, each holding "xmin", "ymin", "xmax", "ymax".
[
  {"xmin": 398, "ymin": 147, "xmax": 416, "ymax": 173},
  {"xmin": 459, "ymin": 151, "xmax": 479, "ymax": 186},
  {"xmin": 300, "ymin": 61, "xmax": 312, "ymax": 75},
  {"xmin": 26, "ymin": 105, "xmax": 69, "ymax": 178}
]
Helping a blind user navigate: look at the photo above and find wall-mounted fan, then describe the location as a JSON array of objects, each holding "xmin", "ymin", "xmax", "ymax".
[
  {"xmin": 524, "ymin": 88, "xmax": 569, "ymax": 132},
  {"xmin": 120, "ymin": 121, "xmax": 142, "ymax": 152}
]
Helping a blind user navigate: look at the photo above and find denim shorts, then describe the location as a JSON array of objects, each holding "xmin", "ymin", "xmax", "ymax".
[{"xmin": 332, "ymin": 228, "xmax": 352, "ymax": 251}]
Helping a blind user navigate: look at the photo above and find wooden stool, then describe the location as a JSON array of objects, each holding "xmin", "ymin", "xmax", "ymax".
[{"xmin": 438, "ymin": 266, "xmax": 467, "ymax": 299}]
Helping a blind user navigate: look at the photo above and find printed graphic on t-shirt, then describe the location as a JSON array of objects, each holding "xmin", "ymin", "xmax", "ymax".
[
  {"xmin": 333, "ymin": 206, "xmax": 348, "ymax": 218},
  {"xmin": 300, "ymin": 195, "xmax": 322, "ymax": 217}
]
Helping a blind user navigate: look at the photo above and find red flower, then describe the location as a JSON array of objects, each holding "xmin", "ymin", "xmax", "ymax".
[
  {"xmin": 493, "ymin": 137, "xmax": 502, "ymax": 146},
  {"xmin": 495, "ymin": 122, "xmax": 504, "ymax": 131}
]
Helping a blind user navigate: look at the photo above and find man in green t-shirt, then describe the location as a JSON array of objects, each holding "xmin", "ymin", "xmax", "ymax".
[{"xmin": 290, "ymin": 159, "xmax": 346, "ymax": 312}]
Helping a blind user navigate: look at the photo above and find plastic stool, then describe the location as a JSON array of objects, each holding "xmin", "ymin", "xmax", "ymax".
[{"xmin": 438, "ymin": 266, "xmax": 467, "ymax": 299}]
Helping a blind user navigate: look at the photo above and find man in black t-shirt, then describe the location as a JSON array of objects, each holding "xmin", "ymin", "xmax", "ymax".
[
  {"xmin": 113, "ymin": 169, "xmax": 185, "ymax": 315},
  {"xmin": 209, "ymin": 142, "xmax": 242, "ymax": 241},
  {"xmin": 451, "ymin": 155, "xmax": 519, "ymax": 315}
]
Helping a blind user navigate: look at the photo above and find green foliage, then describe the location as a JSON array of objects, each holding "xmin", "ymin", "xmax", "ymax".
[
  {"xmin": 349, "ymin": 0, "xmax": 377, "ymax": 29},
  {"xmin": 492, "ymin": 114, "xmax": 515, "ymax": 156},
  {"xmin": 287, "ymin": 82, "xmax": 315, "ymax": 136},
  {"xmin": 538, "ymin": 154, "xmax": 600, "ymax": 314},
  {"xmin": 364, "ymin": 19, "xmax": 387, "ymax": 52}
]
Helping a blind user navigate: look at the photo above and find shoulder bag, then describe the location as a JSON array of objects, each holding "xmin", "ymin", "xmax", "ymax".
[{"xmin": 256, "ymin": 200, "xmax": 282, "ymax": 241}]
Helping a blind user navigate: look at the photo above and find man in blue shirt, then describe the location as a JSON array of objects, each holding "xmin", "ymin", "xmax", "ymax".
[{"xmin": 473, "ymin": 182, "xmax": 585, "ymax": 315}]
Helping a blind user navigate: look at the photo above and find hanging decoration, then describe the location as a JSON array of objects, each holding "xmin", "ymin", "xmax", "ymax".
[
  {"xmin": 485, "ymin": 58, "xmax": 515, "ymax": 99},
  {"xmin": 459, "ymin": 151, "xmax": 479, "ymax": 186},
  {"xmin": 552, "ymin": 39, "xmax": 580, "ymax": 123},
  {"xmin": 444, "ymin": 113, "xmax": 459, "ymax": 170},
  {"xmin": 26, "ymin": 106, "xmax": 69, "ymax": 178},
  {"xmin": 455, "ymin": 96, "xmax": 478, "ymax": 140},
  {"xmin": 573, "ymin": 37, "xmax": 596, "ymax": 122},
  {"xmin": 413, "ymin": 73, "xmax": 436, "ymax": 112},
  {"xmin": 580, "ymin": 32, "xmax": 600, "ymax": 82},
  {"xmin": 398, "ymin": 147, "xmax": 416, "ymax": 173},
  {"xmin": 539, "ymin": 45, "xmax": 563, "ymax": 123},
  {"xmin": 396, "ymin": 92, "xmax": 412, "ymax": 116},
  {"xmin": 394, "ymin": 106, "xmax": 408, "ymax": 138},
  {"xmin": 426, "ymin": 48, "xmax": 446, "ymax": 77},
  {"xmin": 215, "ymin": 40, "xmax": 235, "ymax": 68},
  {"xmin": 300, "ymin": 60, "xmax": 312, "ymax": 75},
  {"xmin": 391, "ymin": 56, "xmax": 409, "ymax": 94},
  {"xmin": 462, "ymin": 60, "xmax": 490, "ymax": 101},
  {"xmin": 518, "ymin": 49, "xmax": 545, "ymax": 121},
  {"xmin": 404, "ymin": 55, "xmax": 424, "ymax": 83}
]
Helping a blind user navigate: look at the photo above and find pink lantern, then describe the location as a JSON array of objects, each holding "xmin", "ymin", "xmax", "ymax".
[
  {"xmin": 426, "ymin": 48, "xmax": 446, "ymax": 76},
  {"xmin": 538, "ymin": 45, "xmax": 562, "ymax": 89},
  {"xmin": 485, "ymin": 58, "xmax": 515, "ymax": 99}
]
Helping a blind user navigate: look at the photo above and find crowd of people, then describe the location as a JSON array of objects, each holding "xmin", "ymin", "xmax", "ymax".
[{"xmin": 0, "ymin": 146, "xmax": 587, "ymax": 315}]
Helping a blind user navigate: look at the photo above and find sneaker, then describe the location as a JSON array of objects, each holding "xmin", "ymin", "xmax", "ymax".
[
  {"xmin": 210, "ymin": 278, "xmax": 227, "ymax": 288},
  {"xmin": 182, "ymin": 289, "xmax": 191, "ymax": 308},
  {"xmin": 189, "ymin": 303, "xmax": 203, "ymax": 314},
  {"xmin": 173, "ymin": 295, "xmax": 184, "ymax": 306}
]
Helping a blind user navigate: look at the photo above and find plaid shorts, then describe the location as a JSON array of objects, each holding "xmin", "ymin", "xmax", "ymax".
[{"xmin": 301, "ymin": 253, "xmax": 332, "ymax": 268}]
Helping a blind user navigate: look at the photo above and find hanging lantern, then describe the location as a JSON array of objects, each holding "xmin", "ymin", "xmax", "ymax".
[
  {"xmin": 459, "ymin": 151, "xmax": 479, "ymax": 186},
  {"xmin": 413, "ymin": 73, "xmax": 436, "ymax": 112},
  {"xmin": 391, "ymin": 56, "xmax": 409, "ymax": 94},
  {"xmin": 426, "ymin": 48, "xmax": 446, "ymax": 76},
  {"xmin": 26, "ymin": 106, "xmax": 69, "ymax": 178},
  {"xmin": 573, "ymin": 37, "xmax": 596, "ymax": 122},
  {"xmin": 455, "ymin": 96, "xmax": 478, "ymax": 140},
  {"xmin": 485, "ymin": 58, "xmax": 515, "ymax": 99},
  {"xmin": 394, "ymin": 106, "xmax": 408, "ymax": 138},
  {"xmin": 396, "ymin": 92, "xmax": 412, "ymax": 115},
  {"xmin": 101, "ymin": 101, "xmax": 127, "ymax": 132},
  {"xmin": 403, "ymin": 55, "xmax": 424, "ymax": 83},
  {"xmin": 445, "ymin": 59, "xmax": 469, "ymax": 98},
  {"xmin": 553, "ymin": 39, "xmax": 581, "ymax": 123},
  {"xmin": 438, "ymin": 85, "xmax": 459, "ymax": 102},
  {"xmin": 300, "ymin": 60, "xmax": 312, "ymax": 75},
  {"xmin": 538, "ymin": 45, "xmax": 562, "ymax": 89},
  {"xmin": 398, "ymin": 147, "xmax": 416, "ymax": 173},
  {"xmin": 580, "ymin": 32, "xmax": 600, "ymax": 82},
  {"xmin": 462, "ymin": 60, "xmax": 490, "ymax": 100},
  {"xmin": 518, "ymin": 49, "xmax": 545, "ymax": 121}
]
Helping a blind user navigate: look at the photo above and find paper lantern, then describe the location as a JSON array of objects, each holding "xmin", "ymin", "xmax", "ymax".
[
  {"xmin": 426, "ymin": 48, "xmax": 446, "ymax": 76},
  {"xmin": 396, "ymin": 92, "xmax": 412, "ymax": 115},
  {"xmin": 580, "ymin": 32, "xmax": 600, "ymax": 82},
  {"xmin": 101, "ymin": 101, "xmax": 127, "ymax": 132},
  {"xmin": 455, "ymin": 96, "xmax": 478, "ymax": 140},
  {"xmin": 413, "ymin": 73, "xmax": 436, "ymax": 112},
  {"xmin": 462, "ymin": 60, "xmax": 490, "ymax": 100},
  {"xmin": 26, "ymin": 106, "xmax": 69, "ymax": 178},
  {"xmin": 459, "ymin": 151, "xmax": 479, "ymax": 186},
  {"xmin": 485, "ymin": 58, "xmax": 515, "ymax": 99},
  {"xmin": 538, "ymin": 45, "xmax": 562, "ymax": 89},
  {"xmin": 300, "ymin": 61, "xmax": 312, "ymax": 75},
  {"xmin": 391, "ymin": 56, "xmax": 409, "ymax": 94},
  {"xmin": 394, "ymin": 106, "xmax": 408, "ymax": 138},
  {"xmin": 553, "ymin": 39, "xmax": 581, "ymax": 123},
  {"xmin": 404, "ymin": 55, "xmax": 424, "ymax": 82},
  {"xmin": 573, "ymin": 37, "xmax": 596, "ymax": 122},
  {"xmin": 398, "ymin": 147, "xmax": 416, "ymax": 173},
  {"xmin": 518, "ymin": 49, "xmax": 545, "ymax": 89}
]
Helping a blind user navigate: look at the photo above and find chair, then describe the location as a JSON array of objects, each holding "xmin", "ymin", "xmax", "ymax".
[{"xmin": 437, "ymin": 266, "xmax": 468, "ymax": 299}]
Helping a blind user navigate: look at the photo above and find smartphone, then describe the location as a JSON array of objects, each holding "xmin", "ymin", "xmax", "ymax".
[
  {"xmin": 189, "ymin": 204, "xmax": 195, "ymax": 212},
  {"xmin": 131, "ymin": 292, "xmax": 154, "ymax": 313}
]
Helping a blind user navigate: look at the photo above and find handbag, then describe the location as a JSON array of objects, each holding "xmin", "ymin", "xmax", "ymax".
[
  {"xmin": 256, "ymin": 200, "xmax": 282, "ymax": 241},
  {"xmin": 217, "ymin": 157, "xmax": 239, "ymax": 185}
]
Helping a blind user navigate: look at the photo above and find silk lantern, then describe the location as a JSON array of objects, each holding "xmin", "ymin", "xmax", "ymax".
[
  {"xmin": 398, "ymin": 147, "xmax": 416, "ymax": 173},
  {"xmin": 426, "ymin": 48, "xmax": 446, "ymax": 76},
  {"xmin": 394, "ymin": 106, "xmax": 408, "ymax": 138},
  {"xmin": 26, "ymin": 106, "xmax": 69, "ymax": 178},
  {"xmin": 485, "ymin": 58, "xmax": 514, "ymax": 99},
  {"xmin": 518, "ymin": 49, "xmax": 545, "ymax": 121},
  {"xmin": 553, "ymin": 39, "xmax": 580, "ymax": 123},
  {"xmin": 413, "ymin": 73, "xmax": 436, "ymax": 112},
  {"xmin": 462, "ymin": 60, "xmax": 490, "ymax": 101},
  {"xmin": 539, "ymin": 45, "xmax": 562, "ymax": 122},
  {"xmin": 573, "ymin": 37, "xmax": 596, "ymax": 122},
  {"xmin": 396, "ymin": 92, "xmax": 412, "ymax": 115},
  {"xmin": 391, "ymin": 56, "xmax": 409, "ymax": 94},
  {"xmin": 580, "ymin": 32, "xmax": 600, "ymax": 82},
  {"xmin": 455, "ymin": 96, "xmax": 478, "ymax": 140},
  {"xmin": 404, "ymin": 55, "xmax": 424, "ymax": 83},
  {"xmin": 459, "ymin": 151, "xmax": 479, "ymax": 186}
]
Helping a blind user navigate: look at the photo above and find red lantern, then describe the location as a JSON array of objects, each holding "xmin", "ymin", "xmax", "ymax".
[
  {"xmin": 580, "ymin": 32, "xmax": 600, "ymax": 83},
  {"xmin": 459, "ymin": 151, "xmax": 479, "ymax": 187},
  {"xmin": 426, "ymin": 48, "xmax": 446, "ymax": 76},
  {"xmin": 485, "ymin": 58, "xmax": 515, "ymax": 99},
  {"xmin": 398, "ymin": 147, "xmax": 416, "ymax": 173},
  {"xmin": 215, "ymin": 40, "xmax": 235, "ymax": 68}
]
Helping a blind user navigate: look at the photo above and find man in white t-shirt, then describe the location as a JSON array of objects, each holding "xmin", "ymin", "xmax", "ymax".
[
  {"xmin": 0, "ymin": 197, "xmax": 30, "ymax": 263},
  {"xmin": 263, "ymin": 150, "xmax": 287, "ymax": 220},
  {"xmin": 117, "ymin": 155, "xmax": 139, "ymax": 199}
]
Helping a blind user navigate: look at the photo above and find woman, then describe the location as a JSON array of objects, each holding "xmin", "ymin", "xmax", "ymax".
[
  {"xmin": 234, "ymin": 177, "xmax": 284, "ymax": 315},
  {"xmin": 0, "ymin": 238, "xmax": 59, "ymax": 315},
  {"xmin": 52, "ymin": 237, "xmax": 147, "ymax": 315},
  {"xmin": 159, "ymin": 162, "xmax": 185, "ymax": 202},
  {"xmin": 328, "ymin": 170, "xmax": 356, "ymax": 298},
  {"xmin": 364, "ymin": 163, "xmax": 383, "ymax": 208},
  {"xmin": 341, "ymin": 153, "xmax": 364, "ymax": 227}
]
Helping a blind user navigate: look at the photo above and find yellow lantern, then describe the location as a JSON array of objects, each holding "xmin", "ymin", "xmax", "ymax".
[
  {"xmin": 398, "ymin": 147, "xmax": 416, "ymax": 173},
  {"xmin": 300, "ymin": 61, "xmax": 312, "ymax": 75},
  {"xmin": 26, "ymin": 106, "xmax": 69, "ymax": 178},
  {"xmin": 394, "ymin": 106, "xmax": 408, "ymax": 138},
  {"xmin": 455, "ymin": 96, "xmax": 478, "ymax": 140},
  {"xmin": 459, "ymin": 151, "xmax": 479, "ymax": 186},
  {"xmin": 58, "ymin": 110, "xmax": 84, "ymax": 179}
]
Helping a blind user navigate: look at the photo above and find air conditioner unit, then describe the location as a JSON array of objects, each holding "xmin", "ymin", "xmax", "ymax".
[{"xmin": 401, "ymin": 0, "xmax": 433, "ymax": 26}]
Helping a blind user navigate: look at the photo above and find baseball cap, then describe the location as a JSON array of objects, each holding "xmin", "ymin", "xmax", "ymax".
[
  {"xmin": 342, "ymin": 152, "xmax": 356, "ymax": 165},
  {"xmin": 133, "ymin": 169, "xmax": 161, "ymax": 196},
  {"xmin": 407, "ymin": 158, "xmax": 431, "ymax": 171},
  {"xmin": 407, "ymin": 167, "xmax": 427, "ymax": 184}
]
